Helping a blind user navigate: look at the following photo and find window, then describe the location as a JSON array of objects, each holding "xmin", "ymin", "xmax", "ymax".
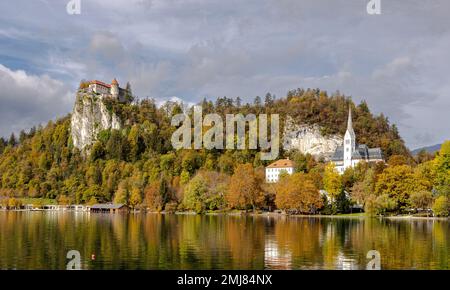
[{"xmin": 346, "ymin": 139, "xmax": 350, "ymax": 144}]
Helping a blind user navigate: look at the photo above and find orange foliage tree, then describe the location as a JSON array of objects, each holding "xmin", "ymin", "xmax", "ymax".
[
  {"xmin": 144, "ymin": 181, "xmax": 163, "ymax": 211},
  {"xmin": 275, "ymin": 173, "xmax": 323, "ymax": 214},
  {"xmin": 226, "ymin": 163, "xmax": 264, "ymax": 211}
]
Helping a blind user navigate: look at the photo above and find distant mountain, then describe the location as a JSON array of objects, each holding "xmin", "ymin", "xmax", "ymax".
[{"xmin": 411, "ymin": 144, "xmax": 442, "ymax": 155}]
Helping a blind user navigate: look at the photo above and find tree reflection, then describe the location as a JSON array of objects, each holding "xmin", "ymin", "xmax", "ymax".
[{"xmin": 0, "ymin": 212, "xmax": 448, "ymax": 269}]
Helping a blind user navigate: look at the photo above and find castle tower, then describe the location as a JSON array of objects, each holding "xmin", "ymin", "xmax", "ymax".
[
  {"xmin": 343, "ymin": 107, "xmax": 356, "ymax": 170},
  {"xmin": 111, "ymin": 78, "xmax": 119, "ymax": 99}
]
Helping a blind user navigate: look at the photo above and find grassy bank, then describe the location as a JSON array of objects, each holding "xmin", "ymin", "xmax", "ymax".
[{"xmin": 19, "ymin": 198, "xmax": 57, "ymax": 205}]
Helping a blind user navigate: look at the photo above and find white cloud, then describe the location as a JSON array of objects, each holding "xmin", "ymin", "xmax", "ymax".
[
  {"xmin": 0, "ymin": 64, "xmax": 73, "ymax": 137},
  {"xmin": 0, "ymin": 0, "xmax": 449, "ymax": 147},
  {"xmin": 156, "ymin": 96, "xmax": 196, "ymax": 109}
]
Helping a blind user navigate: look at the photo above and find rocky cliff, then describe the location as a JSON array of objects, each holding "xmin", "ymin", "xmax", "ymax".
[
  {"xmin": 70, "ymin": 92, "xmax": 343, "ymax": 157},
  {"xmin": 283, "ymin": 117, "xmax": 343, "ymax": 159},
  {"xmin": 70, "ymin": 92, "xmax": 121, "ymax": 150}
]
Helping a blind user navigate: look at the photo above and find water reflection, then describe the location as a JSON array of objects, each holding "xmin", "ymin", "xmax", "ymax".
[{"xmin": 0, "ymin": 212, "xmax": 448, "ymax": 270}]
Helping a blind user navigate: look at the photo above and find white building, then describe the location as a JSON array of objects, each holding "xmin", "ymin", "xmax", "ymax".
[
  {"xmin": 331, "ymin": 108, "xmax": 384, "ymax": 174},
  {"xmin": 265, "ymin": 158, "xmax": 295, "ymax": 183}
]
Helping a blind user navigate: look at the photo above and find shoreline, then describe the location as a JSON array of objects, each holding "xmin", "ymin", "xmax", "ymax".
[{"xmin": 1, "ymin": 208, "xmax": 448, "ymax": 221}]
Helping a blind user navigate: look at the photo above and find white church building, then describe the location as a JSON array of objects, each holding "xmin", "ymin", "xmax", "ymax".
[{"xmin": 331, "ymin": 108, "xmax": 384, "ymax": 174}]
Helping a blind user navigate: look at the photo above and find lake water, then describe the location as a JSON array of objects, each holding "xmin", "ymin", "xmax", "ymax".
[{"xmin": 0, "ymin": 211, "xmax": 448, "ymax": 270}]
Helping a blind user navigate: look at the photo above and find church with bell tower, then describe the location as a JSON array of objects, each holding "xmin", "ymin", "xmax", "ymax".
[
  {"xmin": 343, "ymin": 108, "xmax": 356, "ymax": 169},
  {"xmin": 331, "ymin": 107, "xmax": 384, "ymax": 174}
]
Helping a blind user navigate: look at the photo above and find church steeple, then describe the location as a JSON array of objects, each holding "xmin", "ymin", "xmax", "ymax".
[
  {"xmin": 347, "ymin": 107, "xmax": 352, "ymax": 129},
  {"xmin": 343, "ymin": 106, "xmax": 356, "ymax": 170},
  {"xmin": 346, "ymin": 107, "xmax": 355, "ymax": 135}
]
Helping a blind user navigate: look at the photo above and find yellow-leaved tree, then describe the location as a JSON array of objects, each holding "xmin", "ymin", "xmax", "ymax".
[{"xmin": 323, "ymin": 163, "xmax": 343, "ymax": 201}]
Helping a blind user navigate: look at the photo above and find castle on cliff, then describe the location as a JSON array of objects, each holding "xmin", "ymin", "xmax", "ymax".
[
  {"xmin": 88, "ymin": 79, "xmax": 129, "ymax": 102},
  {"xmin": 330, "ymin": 108, "xmax": 384, "ymax": 173}
]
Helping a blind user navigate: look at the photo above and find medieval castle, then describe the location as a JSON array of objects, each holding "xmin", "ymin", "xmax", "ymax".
[{"xmin": 87, "ymin": 78, "xmax": 129, "ymax": 102}]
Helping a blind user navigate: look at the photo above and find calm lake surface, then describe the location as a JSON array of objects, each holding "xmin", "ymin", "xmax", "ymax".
[{"xmin": 0, "ymin": 211, "xmax": 448, "ymax": 270}]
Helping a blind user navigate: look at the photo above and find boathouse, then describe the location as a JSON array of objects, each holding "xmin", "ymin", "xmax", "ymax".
[
  {"xmin": 69, "ymin": 204, "xmax": 89, "ymax": 211},
  {"xmin": 90, "ymin": 203, "xmax": 128, "ymax": 213}
]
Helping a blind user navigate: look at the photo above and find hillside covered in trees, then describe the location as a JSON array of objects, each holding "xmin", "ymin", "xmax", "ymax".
[{"xmin": 0, "ymin": 87, "xmax": 448, "ymax": 216}]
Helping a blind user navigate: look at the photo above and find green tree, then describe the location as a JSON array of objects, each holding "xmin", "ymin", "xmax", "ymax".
[
  {"xmin": 350, "ymin": 167, "xmax": 376, "ymax": 208},
  {"xmin": 90, "ymin": 141, "xmax": 105, "ymax": 161},
  {"xmin": 0, "ymin": 137, "xmax": 6, "ymax": 154},
  {"xmin": 114, "ymin": 180, "xmax": 129, "ymax": 204},
  {"xmin": 83, "ymin": 185, "xmax": 102, "ymax": 203},
  {"xmin": 335, "ymin": 191, "xmax": 351, "ymax": 214},
  {"xmin": 409, "ymin": 191, "xmax": 433, "ymax": 210},
  {"xmin": 342, "ymin": 167, "xmax": 356, "ymax": 191},
  {"xmin": 129, "ymin": 187, "xmax": 143, "ymax": 208},
  {"xmin": 432, "ymin": 196, "xmax": 449, "ymax": 217},
  {"xmin": 264, "ymin": 93, "xmax": 274, "ymax": 107},
  {"xmin": 8, "ymin": 133, "xmax": 16, "ymax": 147},
  {"xmin": 388, "ymin": 155, "xmax": 409, "ymax": 166},
  {"xmin": 218, "ymin": 153, "xmax": 234, "ymax": 174},
  {"xmin": 364, "ymin": 194, "xmax": 396, "ymax": 216},
  {"xmin": 375, "ymin": 165, "xmax": 427, "ymax": 212},
  {"xmin": 289, "ymin": 151, "xmax": 316, "ymax": 173},
  {"xmin": 124, "ymin": 82, "xmax": 134, "ymax": 103},
  {"xmin": 106, "ymin": 130, "xmax": 124, "ymax": 160},
  {"xmin": 183, "ymin": 174, "xmax": 208, "ymax": 213},
  {"xmin": 19, "ymin": 130, "xmax": 27, "ymax": 144},
  {"xmin": 433, "ymin": 141, "xmax": 450, "ymax": 196},
  {"xmin": 127, "ymin": 125, "xmax": 142, "ymax": 162}
]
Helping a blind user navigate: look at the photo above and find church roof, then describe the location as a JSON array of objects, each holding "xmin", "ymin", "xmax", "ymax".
[
  {"xmin": 331, "ymin": 145, "xmax": 383, "ymax": 161},
  {"xmin": 266, "ymin": 159, "xmax": 295, "ymax": 168},
  {"xmin": 90, "ymin": 80, "xmax": 111, "ymax": 88},
  {"xmin": 352, "ymin": 144, "xmax": 368, "ymax": 159},
  {"xmin": 331, "ymin": 146, "xmax": 344, "ymax": 161},
  {"xmin": 368, "ymin": 148, "xmax": 383, "ymax": 159}
]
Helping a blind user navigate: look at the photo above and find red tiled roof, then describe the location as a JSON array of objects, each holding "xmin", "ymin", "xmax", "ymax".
[
  {"xmin": 90, "ymin": 80, "xmax": 111, "ymax": 88},
  {"xmin": 266, "ymin": 159, "xmax": 295, "ymax": 168}
]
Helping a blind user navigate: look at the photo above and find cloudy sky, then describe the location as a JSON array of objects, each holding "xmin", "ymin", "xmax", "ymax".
[{"xmin": 0, "ymin": 0, "xmax": 449, "ymax": 149}]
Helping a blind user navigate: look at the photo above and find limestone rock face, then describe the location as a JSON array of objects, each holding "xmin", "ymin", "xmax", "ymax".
[
  {"xmin": 283, "ymin": 117, "xmax": 343, "ymax": 159},
  {"xmin": 70, "ymin": 92, "xmax": 121, "ymax": 150}
]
